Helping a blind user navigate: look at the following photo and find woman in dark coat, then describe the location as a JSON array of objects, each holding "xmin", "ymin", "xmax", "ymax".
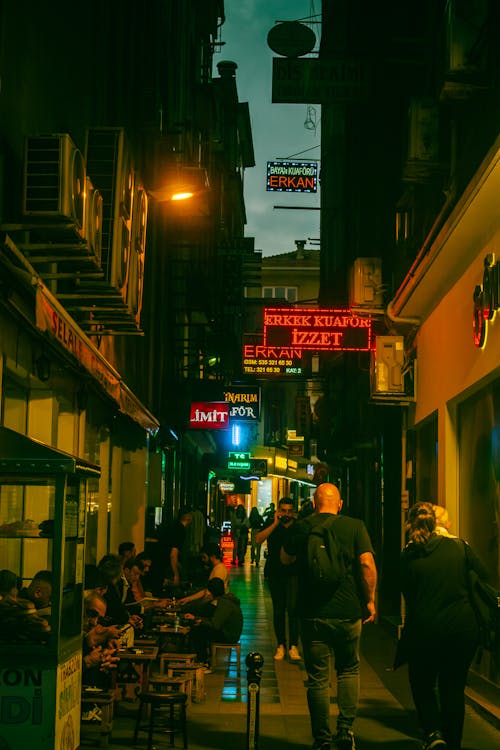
[{"xmin": 400, "ymin": 502, "xmax": 486, "ymax": 750}]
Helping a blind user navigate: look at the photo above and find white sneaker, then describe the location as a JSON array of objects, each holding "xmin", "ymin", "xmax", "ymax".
[
  {"xmin": 274, "ymin": 644, "xmax": 286, "ymax": 660},
  {"xmin": 288, "ymin": 645, "xmax": 301, "ymax": 661}
]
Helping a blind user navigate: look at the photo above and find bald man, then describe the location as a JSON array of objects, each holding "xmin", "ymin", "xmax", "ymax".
[{"xmin": 281, "ymin": 482, "xmax": 377, "ymax": 750}]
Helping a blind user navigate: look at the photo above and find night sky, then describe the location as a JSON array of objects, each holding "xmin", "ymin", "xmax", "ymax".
[{"xmin": 219, "ymin": 0, "xmax": 321, "ymax": 257}]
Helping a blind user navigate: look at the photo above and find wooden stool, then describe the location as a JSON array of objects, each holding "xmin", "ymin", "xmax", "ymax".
[
  {"xmin": 165, "ymin": 663, "xmax": 206, "ymax": 704},
  {"xmin": 159, "ymin": 652, "xmax": 197, "ymax": 674},
  {"xmin": 149, "ymin": 674, "xmax": 191, "ymax": 704},
  {"xmin": 133, "ymin": 691, "xmax": 188, "ymax": 750},
  {"xmin": 80, "ymin": 691, "xmax": 114, "ymax": 748},
  {"xmin": 210, "ymin": 642, "xmax": 241, "ymax": 676}
]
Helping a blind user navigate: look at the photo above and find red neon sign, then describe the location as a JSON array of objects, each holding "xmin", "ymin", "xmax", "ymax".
[
  {"xmin": 263, "ymin": 307, "xmax": 372, "ymax": 351},
  {"xmin": 189, "ymin": 402, "xmax": 229, "ymax": 429}
]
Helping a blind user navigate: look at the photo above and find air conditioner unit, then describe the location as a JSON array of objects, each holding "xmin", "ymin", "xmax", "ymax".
[
  {"xmin": 370, "ymin": 336, "xmax": 405, "ymax": 395},
  {"xmin": 23, "ymin": 133, "xmax": 86, "ymax": 230},
  {"xmin": 126, "ymin": 185, "xmax": 148, "ymax": 322},
  {"xmin": 85, "ymin": 128, "xmax": 134, "ymax": 298},
  {"xmin": 84, "ymin": 176, "xmax": 103, "ymax": 266},
  {"xmin": 349, "ymin": 258, "xmax": 383, "ymax": 309}
]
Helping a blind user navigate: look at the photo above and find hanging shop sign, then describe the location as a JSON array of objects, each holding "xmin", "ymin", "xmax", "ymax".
[
  {"xmin": 242, "ymin": 334, "xmax": 303, "ymax": 376},
  {"xmin": 272, "ymin": 57, "xmax": 368, "ymax": 104},
  {"xmin": 266, "ymin": 161, "xmax": 317, "ymax": 193},
  {"xmin": 473, "ymin": 253, "xmax": 499, "ymax": 348},
  {"xmin": 227, "ymin": 451, "xmax": 251, "ymax": 470},
  {"xmin": 223, "ymin": 386, "xmax": 261, "ymax": 420},
  {"xmin": 189, "ymin": 402, "xmax": 229, "ymax": 429},
  {"xmin": 263, "ymin": 307, "xmax": 372, "ymax": 351}
]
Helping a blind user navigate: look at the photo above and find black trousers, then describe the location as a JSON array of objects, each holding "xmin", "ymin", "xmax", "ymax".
[
  {"xmin": 407, "ymin": 639, "xmax": 476, "ymax": 750},
  {"xmin": 267, "ymin": 574, "xmax": 299, "ymax": 648}
]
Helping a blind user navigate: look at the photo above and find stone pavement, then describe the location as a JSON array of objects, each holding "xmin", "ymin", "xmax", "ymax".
[{"xmin": 83, "ymin": 563, "xmax": 499, "ymax": 749}]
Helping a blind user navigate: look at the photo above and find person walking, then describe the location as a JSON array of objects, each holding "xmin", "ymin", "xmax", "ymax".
[
  {"xmin": 249, "ymin": 506, "xmax": 264, "ymax": 565},
  {"xmin": 231, "ymin": 504, "xmax": 249, "ymax": 566},
  {"xmin": 399, "ymin": 501, "xmax": 486, "ymax": 750},
  {"xmin": 281, "ymin": 482, "xmax": 377, "ymax": 750},
  {"xmin": 255, "ymin": 497, "xmax": 301, "ymax": 662}
]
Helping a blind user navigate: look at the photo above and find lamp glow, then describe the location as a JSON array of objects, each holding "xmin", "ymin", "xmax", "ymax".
[{"xmin": 171, "ymin": 191, "xmax": 194, "ymax": 201}]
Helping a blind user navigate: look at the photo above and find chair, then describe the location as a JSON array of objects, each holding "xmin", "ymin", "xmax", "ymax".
[
  {"xmin": 133, "ymin": 691, "xmax": 188, "ymax": 749},
  {"xmin": 210, "ymin": 642, "xmax": 241, "ymax": 676}
]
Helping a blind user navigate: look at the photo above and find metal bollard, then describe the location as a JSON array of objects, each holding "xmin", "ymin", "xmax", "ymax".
[{"xmin": 246, "ymin": 651, "xmax": 264, "ymax": 750}]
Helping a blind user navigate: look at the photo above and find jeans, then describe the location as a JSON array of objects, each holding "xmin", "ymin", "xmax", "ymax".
[
  {"xmin": 268, "ymin": 575, "xmax": 300, "ymax": 647},
  {"xmin": 250, "ymin": 529, "xmax": 261, "ymax": 564},
  {"xmin": 408, "ymin": 639, "xmax": 476, "ymax": 750},
  {"xmin": 301, "ymin": 617, "xmax": 362, "ymax": 745}
]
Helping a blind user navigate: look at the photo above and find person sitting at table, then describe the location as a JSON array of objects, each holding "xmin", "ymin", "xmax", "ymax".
[
  {"xmin": 98, "ymin": 554, "xmax": 143, "ymax": 630},
  {"xmin": 0, "ymin": 569, "xmax": 19, "ymax": 600},
  {"xmin": 135, "ymin": 552, "xmax": 154, "ymax": 597},
  {"xmin": 123, "ymin": 557, "xmax": 169, "ymax": 612},
  {"xmin": 184, "ymin": 577, "xmax": 243, "ymax": 665},
  {"xmin": 18, "ymin": 570, "xmax": 52, "ymax": 616},
  {"xmin": 84, "ymin": 564, "xmax": 109, "ymax": 597},
  {"xmin": 0, "ymin": 570, "xmax": 46, "ymax": 645},
  {"xmin": 177, "ymin": 544, "xmax": 230, "ymax": 612},
  {"xmin": 82, "ymin": 592, "xmax": 120, "ymax": 688}
]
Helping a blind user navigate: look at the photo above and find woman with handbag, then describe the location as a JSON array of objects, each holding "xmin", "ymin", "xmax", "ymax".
[{"xmin": 399, "ymin": 501, "xmax": 487, "ymax": 750}]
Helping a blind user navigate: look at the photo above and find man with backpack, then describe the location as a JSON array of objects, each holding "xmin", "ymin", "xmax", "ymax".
[{"xmin": 281, "ymin": 483, "xmax": 377, "ymax": 750}]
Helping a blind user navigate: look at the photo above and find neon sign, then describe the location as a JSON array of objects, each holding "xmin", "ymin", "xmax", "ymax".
[
  {"xmin": 473, "ymin": 253, "xmax": 499, "ymax": 348},
  {"xmin": 189, "ymin": 402, "xmax": 229, "ymax": 429},
  {"xmin": 263, "ymin": 307, "xmax": 372, "ymax": 351},
  {"xmin": 228, "ymin": 451, "xmax": 251, "ymax": 470},
  {"xmin": 242, "ymin": 334, "xmax": 303, "ymax": 375},
  {"xmin": 266, "ymin": 161, "xmax": 318, "ymax": 193}
]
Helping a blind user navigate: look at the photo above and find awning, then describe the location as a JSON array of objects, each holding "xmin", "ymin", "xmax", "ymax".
[
  {"xmin": 0, "ymin": 425, "xmax": 101, "ymax": 476},
  {"xmin": 1, "ymin": 233, "xmax": 159, "ymax": 433}
]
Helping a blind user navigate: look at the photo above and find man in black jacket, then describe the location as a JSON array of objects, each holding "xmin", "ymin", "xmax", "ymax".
[{"xmin": 184, "ymin": 577, "xmax": 243, "ymax": 664}]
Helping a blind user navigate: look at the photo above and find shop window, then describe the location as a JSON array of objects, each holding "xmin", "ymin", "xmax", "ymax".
[
  {"xmin": 458, "ymin": 379, "xmax": 499, "ymax": 589},
  {"xmin": 409, "ymin": 412, "xmax": 438, "ymax": 506}
]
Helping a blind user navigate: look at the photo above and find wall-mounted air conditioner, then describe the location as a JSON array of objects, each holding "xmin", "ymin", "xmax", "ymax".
[
  {"xmin": 84, "ymin": 176, "xmax": 103, "ymax": 266},
  {"xmin": 126, "ymin": 185, "xmax": 148, "ymax": 322},
  {"xmin": 349, "ymin": 257, "xmax": 383, "ymax": 309},
  {"xmin": 370, "ymin": 335, "xmax": 405, "ymax": 396},
  {"xmin": 23, "ymin": 134, "xmax": 86, "ymax": 230},
  {"xmin": 85, "ymin": 128, "xmax": 134, "ymax": 300}
]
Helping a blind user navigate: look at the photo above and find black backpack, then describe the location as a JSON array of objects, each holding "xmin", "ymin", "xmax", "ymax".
[{"xmin": 306, "ymin": 515, "xmax": 350, "ymax": 588}]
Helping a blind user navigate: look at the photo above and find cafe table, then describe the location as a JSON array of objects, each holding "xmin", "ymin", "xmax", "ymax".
[{"xmin": 115, "ymin": 645, "xmax": 159, "ymax": 705}]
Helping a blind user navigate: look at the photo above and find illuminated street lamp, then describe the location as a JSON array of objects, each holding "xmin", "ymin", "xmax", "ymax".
[{"xmin": 149, "ymin": 166, "xmax": 209, "ymax": 203}]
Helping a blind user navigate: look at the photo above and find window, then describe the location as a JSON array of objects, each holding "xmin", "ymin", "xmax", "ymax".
[{"xmin": 262, "ymin": 286, "xmax": 297, "ymax": 302}]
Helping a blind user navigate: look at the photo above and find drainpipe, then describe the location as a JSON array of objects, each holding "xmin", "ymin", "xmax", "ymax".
[
  {"xmin": 399, "ymin": 409, "xmax": 410, "ymax": 635},
  {"xmin": 386, "ymin": 299, "xmax": 421, "ymax": 327}
]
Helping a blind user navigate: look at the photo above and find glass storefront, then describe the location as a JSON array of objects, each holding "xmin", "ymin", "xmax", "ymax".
[{"xmin": 458, "ymin": 377, "xmax": 500, "ymax": 684}]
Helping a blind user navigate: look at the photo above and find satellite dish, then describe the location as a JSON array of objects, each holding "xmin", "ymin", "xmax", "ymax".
[{"xmin": 267, "ymin": 21, "xmax": 316, "ymax": 58}]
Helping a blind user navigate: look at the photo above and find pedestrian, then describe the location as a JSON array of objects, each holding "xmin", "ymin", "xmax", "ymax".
[
  {"xmin": 255, "ymin": 497, "xmax": 301, "ymax": 662},
  {"xmin": 281, "ymin": 482, "xmax": 377, "ymax": 750},
  {"xmin": 248, "ymin": 506, "xmax": 264, "ymax": 565},
  {"xmin": 399, "ymin": 501, "xmax": 487, "ymax": 750},
  {"xmin": 231, "ymin": 504, "xmax": 249, "ymax": 566},
  {"xmin": 147, "ymin": 507, "xmax": 193, "ymax": 594},
  {"xmin": 432, "ymin": 504, "xmax": 457, "ymax": 538}
]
